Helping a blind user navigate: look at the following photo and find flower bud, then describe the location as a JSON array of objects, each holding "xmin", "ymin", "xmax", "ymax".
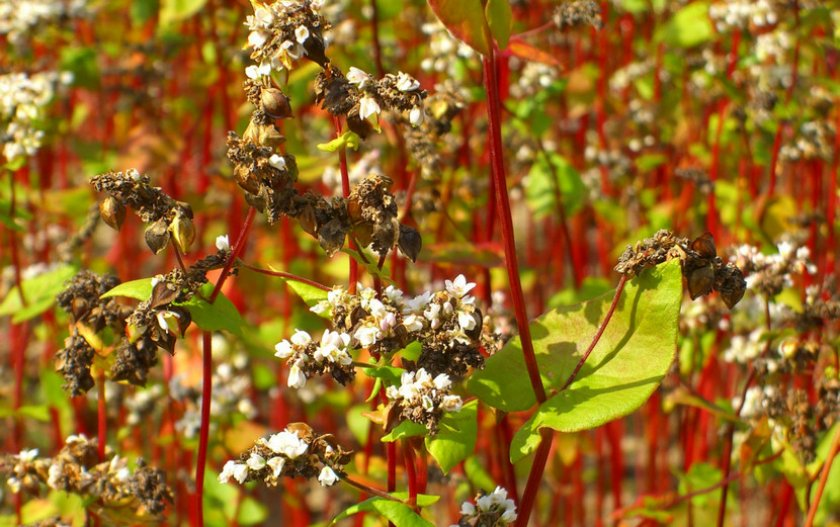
[{"xmin": 99, "ymin": 196, "xmax": 126, "ymax": 230}]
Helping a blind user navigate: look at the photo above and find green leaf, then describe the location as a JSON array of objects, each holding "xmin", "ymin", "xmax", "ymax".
[
  {"xmin": 656, "ymin": 2, "xmax": 713, "ymax": 48},
  {"xmin": 426, "ymin": 401, "xmax": 477, "ymax": 474},
  {"xmin": 160, "ymin": 0, "xmax": 208, "ymax": 26},
  {"xmin": 131, "ymin": 0, "xmax": 160, "ymax": 23},
  {"xmin": 466, "ymin": 261, "xmax": 681, "ymax": 459},
  {"xmin": 269, "ymin": 268, "xmax": 331, "ymax": 314},
  {"xmin": 546, "ymin": 277, "xmax": 612, "ymax": 309},
  {"xmin": 317, "ymin": 131, "xmax": 361, "ymax": 152},
  {"xmin": 330, "ymin": 497, "xmax": 434, "ymax": 527},
  {"xmin": 427, "ymin": 0, "xmax": 491, "ymax": 56},
  {"xmin": 101, "ymin": 278, "xmax": 154, "ymax": 301},
  {"xmin": 175, "ymin": 283, "xmax": 244, "ymax": 337},
  {"xmin": 525, "ymin": 153, "xmax": 585, "ymax": 220},
  {"xmin": 464, "ymin": 456, "xmax": 496, "ymax": 493},
  {"xmin": 381, "ymin": 421, "xmax": 427, "ymax": 442},
  {"xmin": 0, "ymin": 264, "xmax": 77, "ymax": 323},
  {"xmin": 365, "ymin": 365, "xmax": 405, "ymax": 386},
  {"xmin": 485, "ymin": 0, "xmax": 512, "ymax": 49},
  {"xmin": 237, "ymin": 497, "xmax": 268, "ymax": 525},
  {"xmin": 399, "ymin": 341, "xmax": 422, "ymax": 362},
  {"xmin": 677, "ymin": 462, "xmax": 722, "ymax": 506}
]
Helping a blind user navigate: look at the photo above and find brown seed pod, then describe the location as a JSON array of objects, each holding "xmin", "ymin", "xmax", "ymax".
[
  {"xmin": 260, "ymin": 88, "xmax": 292, "ymax": 119},
  {"xmin": 687, "ymin": 265, "xmax": 715, "ymax": 300},
  {"xmin": 397, "ymin": 224, "xmax": 422, "ymax": 263},
  {"xmin": 144, "ymin": 219, "xmax": 170, "ymax": 254},
  {"xmin": 99, "ymin": 196, "xmax": 126, "ymax": 230},
  {"xmin": 691, "ymin": 232, "xmax": 717, "ymax": 259}
]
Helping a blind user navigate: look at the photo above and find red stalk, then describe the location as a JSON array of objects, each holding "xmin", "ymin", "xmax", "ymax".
[
  {"xmin": 333, "ymin": 116, "xmax": 359, "ymax": 292},
  {"xmin": 804, "ymin": 425, "xmax": 840, "ymax": 527},
  {"xmin": 97, "ymin": 373, "xmax": 106, "ymax": 461},
  {"xmin": 403, "ymin": 440, "xmax": 418, "ymax": 508}
]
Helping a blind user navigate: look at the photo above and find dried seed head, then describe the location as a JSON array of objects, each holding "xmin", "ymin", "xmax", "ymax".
[
  {"xmin": 398, "ymin": 224, "xmax": 422, "ymax": 262},
  {"xmin": 144, "ymin": 219, "xmax": 170, "ymax": 254},
  {"xmin": 99, "ymin": 196, "xmax": 126, "ymax": 230},
  {"xmin": 260, "ymin": 87, "xmax": 292, "ymax": 119},
  {"xmin": 169, "ymin": 212, "xmax": 196, "ymax": 253}
]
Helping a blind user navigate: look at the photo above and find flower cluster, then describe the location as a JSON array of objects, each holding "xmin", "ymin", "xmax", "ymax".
[
  {"xmin": 275, "ymin": 329, "xmax": 354, "ymax": 389},
  {"xmin": 220, "ymin": 423, "xmax": 351, "ymax": 488},
  {"xmin": 91, "ymin": 169, "xmax": 196, "ymax": 254},
  {"xmin": 0, "ymin": 0, "xmax": 89, "ymax": 46},
  {"xmin": 311, "ymin": 274, "xmax": 485, "ymax": 378},
  {"xmin": 709, "ymin": 0, "xmax": 778, "ymax": 32},
  {"xmin": 553, "ymin": 0, "xmax": 602, "ymax": 30},
  {"xmin": 615, "ymin": 230, "xmax": 747, "ymax": 308},
  {"xmin": 451, "ymin": 486, "xmax": 518, "ymax": 527},
  {"xmin": 730, "ymin": 241, "xmax": 815, "ymax": 298},
  {"xmin": 0, "ymin": 71, "xmax": 71, "ymax": 161},
  {"xmin": 386, "ymin": 368, "xmax": 462, "ymax": 434},
  {"xmin": 245, "ymin": 0, "xmax": 330, "ymax": 72},
  {"xmin": 0, "ymin": 435, "xmax": 172, "ymax": 520}
]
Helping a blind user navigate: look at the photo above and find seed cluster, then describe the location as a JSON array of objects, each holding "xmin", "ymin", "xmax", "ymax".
[
  {"xmin": 91, "ymin": 169, "xmax": 196, "ymax": 254},
  {"xmin": 55, "ymin": 252, "xmax": 227, "ymax": 393},
  {"xmin": 615, "ymin": 230, "xmax": 747, "ymax": 308},
  {"xmin": 0, "ymin": 435, "xmax": 172, "ymax": 521}
]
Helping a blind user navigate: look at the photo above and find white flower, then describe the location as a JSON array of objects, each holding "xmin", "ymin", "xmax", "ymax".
[
  {"xmin": 457, "ymin": 310, "xmax": 477, "ymax": 331},
  {"xmin": 318, "ymin": 466, "xmax": 339, "ymax": 486},
  {"xmin": 246, "ymin": 453, "xmax": 266, "ymax": 471},
  {"xmin": 404, "ymin": 291, "xmax": 432, "ymax": 314},
  {"xmin": 290, "ymin": 329, "xmax": 312, "ymax": 347},
  {"xmin": 268, "ymin": 430, "xmax": 309, "ymax": 458},
  {"xmin": 267, "ymin": 456, "xmax": 285, "ymax": 477},
  {"xmin": 460, "ymin": 501, "xmax": 476, "ymax": 515},
  {"xmin": 288, "ymin": 362, "xmax": 307, "ymax": 389},
  {"xmin": 424, "ymin": 303, "xmax": 442, "ymax": 329},
  {"xmin": 403, "ymin": 314, "xmax": 424, "ymax": 333},
  {"xmin": 18, "ymin": 449, "xmax": 38, "ymax": 462},
  {"xmin": 6, "ymin": 477, "xmax": 21, "ymax": 493},
  {"xmin": 409, "ymin": 106, "xmax": 424, "ymax": 126},
  {"xmin": 433, "ymin": 373, "xmax": 451, "ymax": 391},
  {"xmin": 359, "ymin": 95, "xmax": 381, "ymax": 120},
  {"xmin": 245, "ymin": 63, "xmax": 271, "ymax": 79},
  {"xmin": 396, "ymin": 72, "xmax": 420, "ymax": 92},
  {"xmin": 445, "ymin": 274, "xmax": 476, "ymax": 298},
  {"xmin": 248, "ymin": 30, "xmax": 269, "ymax": 49},
  {"xmin": 47, "ymin": 464, "xmax": 62, "ymax": 489},
  {"xmin": 253, "ymin": 7, "xmax": 274, "ymax": 27},
  {"xmin": 219, "ymin": 460, "xmax": 248, "ymax": 484},
  {"xmin": 354, "ymin": 324, "xmax": 379, "ymax": 347},
  {"xmin": 346, "ymin": 66, "xmax": 370, "ymax": 87},
  {"xmin": 295, "ymin": 25, "xmax": 310, "ymax": 44},
  {"xmin": 269, "ymin": 154, "xmax": 287, "ymax": 171},
  {"xmin": 274, "ymin": 340, "xmax": 294, "ymax": 359},
  {"xmin": 215, "ymin": 234, "xmax": 230, "ymax": 252}
]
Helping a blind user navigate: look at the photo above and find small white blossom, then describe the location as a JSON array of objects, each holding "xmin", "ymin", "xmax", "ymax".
[
  {"xmin": 215, "ymin": 235, "xmax": 230, "ymax": 252},
  {"xmin": 318, "ymin": 466, "xmax": 339, "ymax": 486},
  {"xmin": 269, "ymin": 154, "xmax": 287, "ymax": 171},
  {"xmin": 396, "ymin": 72, "xmax": 420, "ymax": 92},
  {"xmin": 290, "ymin": 329, "xmax": 312, "ymax": 347},
  {"xmin": 359, "ymin": 95, "xmax": 381, "ymax": 120},
  {"xmin": 346, "ymin": 66, "xmax": 370, "ymax": 87},
  {"xmin": 246, "ymin": 453, "xmax": 266, "ymax": 471},
  {"xmin": 409, "ymin": 106, "xmax": 424, "ymax": 126},
  {"xmin": 288, "ymin": 361, "xmax": 307, "ymax": 389},
  {"xmin": 266, "ymin": 456, "xmax": 285, "ymax": 477},
  {"xmin": 248, "ymin": 30, "xmax": 269, "ymax": 49},
  {"xmin": 267, "ymin": 430, "xmax": 309, "ymax": 459},
  {"xmin": 295, "ymin": 25, "xmax": 310, "ymax": 44},
  {"xmin": 445, "ymin": 274, "xmax": 476, "ymax": 298}
]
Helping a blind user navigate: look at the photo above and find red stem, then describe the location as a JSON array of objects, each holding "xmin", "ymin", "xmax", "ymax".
[
  {"xmin": 333, "ymin": 117, "xmax": 359, "ymax": 292},
  {"xmin": 403, "ymin": 440, "xmax": 418, "ymax": 508},
  {"xmin": 97, "ymin": 373, "xmax": 106, "ymax": 461},
  {"xmin": 804, "ymin": 425, "xmax": 840, "ymax": 527},
  {"xmin": 194, "ymin": 331, "xmax": 213, "ymax": 527}
]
